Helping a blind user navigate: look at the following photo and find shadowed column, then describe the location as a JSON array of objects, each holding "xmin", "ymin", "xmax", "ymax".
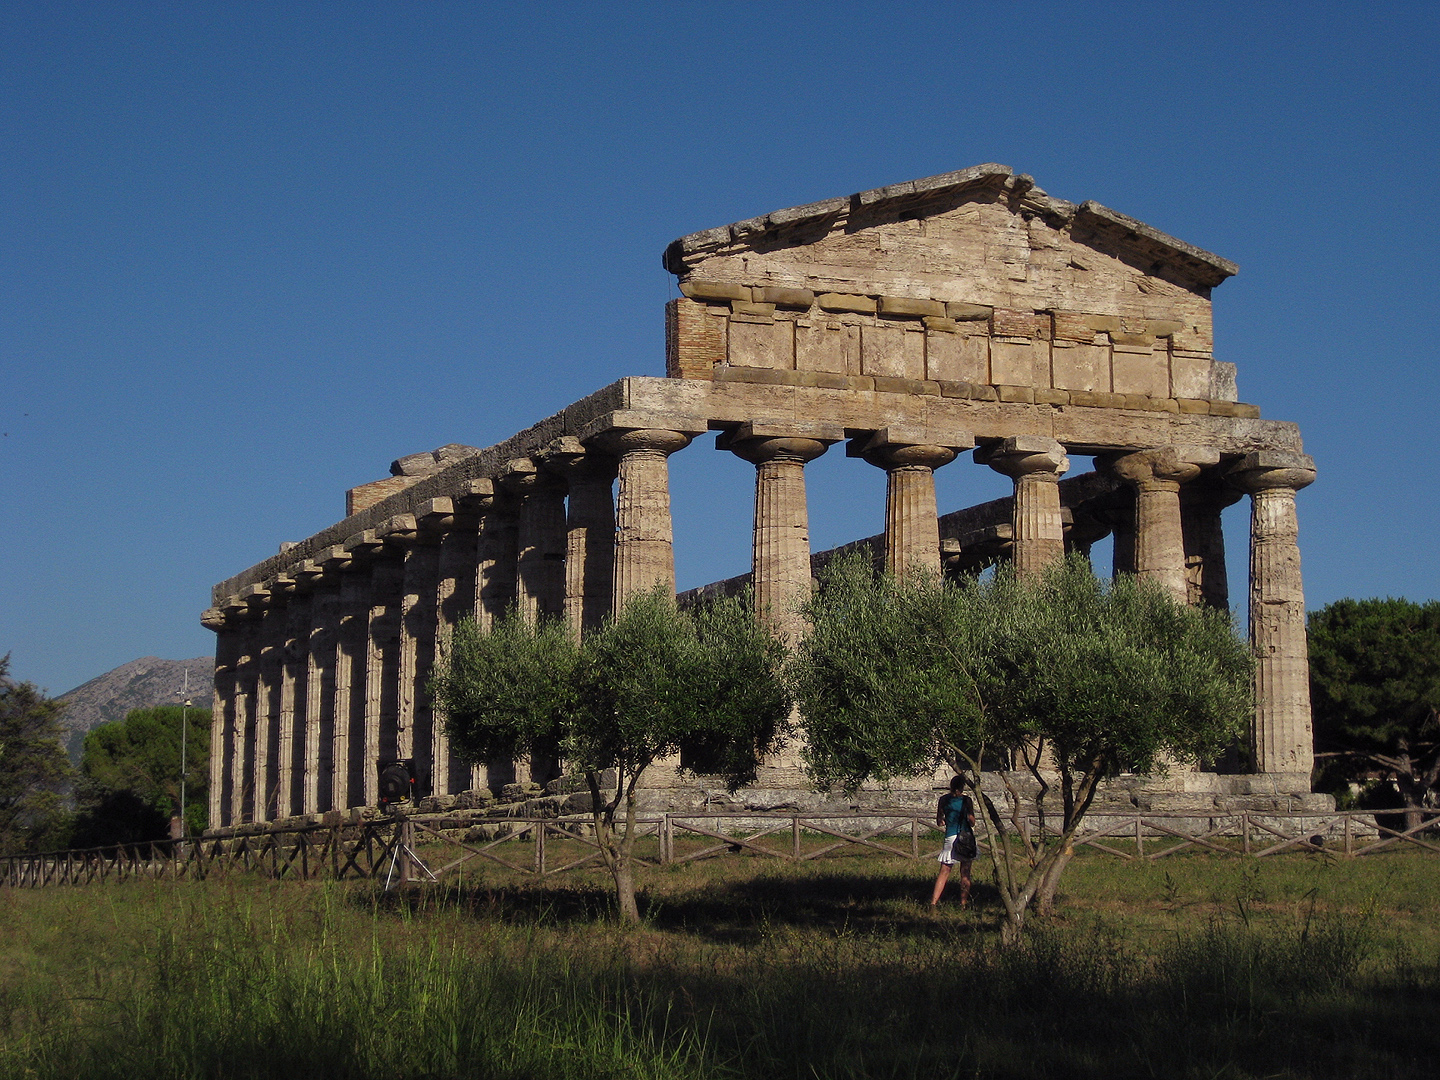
[
  {"xmin": 201, "ymin": 607, "xmax": 236, "ymax": 828},
  {"xmin": 1230, "ymin": 451, "xmax": 1317, "ymax": 780},
  {"xmin": 502, "ymin": 459, "xmax": 568, "ymax": 626},
  {"xmin": 296, "ymin": 558, "xmax": 338, "ymax": 815},
  {"xmin": 1181, "ymin": 471, "xmax": 1243, "ymax": 609},
  {"xmin": 540, "ymin": 437, "xmax": 618, "ymax": 638},
  {"xmin": 429, "ymin": 496, "xmax": 478, "ymax": 797},
  {"xmin": 1104, "ymin": 446, "xmax": 1220, "ymax": 602}
]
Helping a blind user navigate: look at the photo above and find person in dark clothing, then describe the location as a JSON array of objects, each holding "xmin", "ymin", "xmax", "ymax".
[{"xmin": 930, "ymin": 774, "xmax": 976, "ymax": 907}]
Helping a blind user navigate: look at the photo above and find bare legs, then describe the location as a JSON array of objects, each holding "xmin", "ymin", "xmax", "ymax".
[{"xmin": 930, "ymin": 860, "xmax": 971, "ymax": 907}]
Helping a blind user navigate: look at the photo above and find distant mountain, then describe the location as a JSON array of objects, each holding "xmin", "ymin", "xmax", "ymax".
[{"xmin": 58, "ymin": 656, "xmax": 213, "ymax": 761}]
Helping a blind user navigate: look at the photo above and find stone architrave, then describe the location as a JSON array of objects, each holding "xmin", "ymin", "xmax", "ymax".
[
  {"xmin": 721, "ymin": 420, "xmax": 844, "ymax": 642},
  {"xmin": 582, "ymin": 412, "xmax": 708, "ymax": 608},
  {"xmin": 1105, "ymin": 446, "xmax": 1220, "ymax": 602},
  {"xmin": 856, "ymin": 425, "xmax": 974, "ymax": 580},
  {"xmin": 299, "ymin": 561, "xmax": 339, "ymax": 815},
  {"xmin": 540, "ymin": 437, "xmax": 619, "ymax": 638},
  {"xmin": 978, "ymin": 436, "xmax": 1070, "ymax": 577},
  {"xmin": 1181, "ymin": 472, "xmax": 1243, "ymax": 609},
  {"xmin": 201, "ymin": 608, "xmax": 235, "ymax": 828},
  {"xmin": 1230, "ymin": 451, "xmax": 1317, "ymax": 779},
  {"xmin": 276, "ymin": 581, "xmax": 311, "ymax": 818},
  {"xmin": 501, "ymin": 459, "xmax": 568, "ymax": 625},
  {"xmin": 331, "ymin": 545, "xmax": 369, "ymax": 811}
]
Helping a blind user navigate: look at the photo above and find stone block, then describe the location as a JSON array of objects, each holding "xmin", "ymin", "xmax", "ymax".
[
  {"xmin": 754, "ymin": 286, "xmax": 815, "ymax": 309},
  {"xmin": 679, "ymin": 279, "xmax": 751, "ymax": 303},
  {"xmin": 1112, "ymin": 346, "xmax": 1169, "ymax": 398},
  {"xmin": 1092, "ymin": 392, "xmax": 1125, "ymax": 410},
  {"xmin": 1081, "ymin": 313, "xmax": 1124, "ymax": 333},
  {"xmin": 1176, "ymin": 398, "xmax": 1211, "ymax": 414},
  {"xmin": 793, "ymin": 369, "xmax": 851, "ymax": 390},
  {"xmin": 925, "ymin": 328, "xmax": 989, "ymax": 383},
  {"xmin": 817, "ymin": 292, "xmax": 877, "ymax": 314},
  {"xmin": 970, "ymin": 385, "xmax": 999, "ymax": 401},
  {"xmin": 1210, "ymin": 361, "xmax": 1239, "ymax": 402},
  {"xmin": 1051, "ymin": 342, "xmax": 1108, "ymax": 393},
  {"xmin": 1208, "ymin": 400, "xmax": 1242, "ymax": 417},
  {"xmin": 1111, "ymin": 331, "xmax": 1157, "ymax": 348},
  {"xmin": 1169, "ymin": 352, "xmax": 1211, "ymax": 399},
  {"xmin": 923, "ymin": 316, "xmax": 958, "ymax": 333},
  {"xmin": 1121, "ymin": 394, "xmax": 1151, "ymax": 411},
  {"xmin": 991, "ymin": 338, "xmax": 1045, "ymax": 386},
  {"xmin": 878, "ymin": 295, "xmax": 946, "ymax": 318},
  {"xmin": 861, "ymin": 324, "xmax": 925, "ymax": 380},
  {"xmin": 1034, "ymin": 387, "xmax": 1070, "ymax": 406},
  {"xmin": 731, "ymin": 300, "xmax": 777, "ymax": 317},
  {"xmin": 1234, "ymin": 403, "xmax": 1261, "ymax": 419},
  {"xmin": 1142, "ymin": 397, "xmax": 1179, "ymax": 413},
  {"xmin": 946, "ymin": 301, "xmax": 993, "ymax": 321},
  {"xmin": 1148, "ymin": 319, "xmax": 1185, "ymax": 338},
  {"xmin": 728, "ymin": 318, "xmax": 795, "ymax": 370},
  {"xmin": 1068, "ymin": 391, "xmax": 1100, "ymax": 408},
  {"xmin": 795, "ymin": 321, "xmax": 858, "ymax": 375},
  {"xmin": 873, "ymin": 375, "xmax": 933, "ymax": 395},
  {"xmin": 938, "ymin": 380, "xmax": 975, "ymax": 399},
  {"xmin": 845, "ymin": 375, "xmax": 875, "ymax": 392}
]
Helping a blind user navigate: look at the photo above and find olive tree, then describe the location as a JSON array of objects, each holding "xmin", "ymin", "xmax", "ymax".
[
  {"xmin": 791, "ymin": 554, "xmax": 1251, "ymax": 942},
  {"xmin": 0, "ymin": 655, "xmax": 73, "ymax": 853},
  {"xmin": 431, "ymin": 588, "xmax": 790, "ymax": 922}
]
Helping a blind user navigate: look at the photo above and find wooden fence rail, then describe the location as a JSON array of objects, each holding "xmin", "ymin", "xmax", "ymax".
[{"xmin": 2, "ymin": 808, "xmax": 1436, "ymax": 890}]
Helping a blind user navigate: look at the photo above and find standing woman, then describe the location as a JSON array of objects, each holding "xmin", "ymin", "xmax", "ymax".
[{"xmin": 930, "ymin": 774, "xmax": 976, "ymax": 907}]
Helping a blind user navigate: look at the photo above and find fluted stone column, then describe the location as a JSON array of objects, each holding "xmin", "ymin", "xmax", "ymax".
[
  {"xmin": 722, "ymin": 421, "xmax": 843, "ymax": 643},
  {"xmin": 331, "ymin": 545, "xmax": 369, "ymax": 810},
  {"xmin": 1230, "ymin": 451, "xmax": 1317, "ymax": 780},
  {"xmin": 224, "ymin": 598, "xmax": 258, "ymax": 825},
  {"xmin": 368, "ymin": 550, "xmax": 405, "ymax": 798},
  {"xmin": 502, "ymin": 459, "xmax": 568, "ymax": 625},
  {"xmin": 394, "ymin": 513, "xmax": 442, "ymax": 795},
  {"xmin": 298, "ymin": 560, "xmax": 339, "ymax": 814},
  {"xmin": 431, "ymin": 496, "xmax": 478, "ymax": 796},
  {"xmin": 540, "ymin": 437, "xmax": 618, "ymax": 638},
  {"xmin": 1181, "ymin": 472, "xmax": 1243, "ymax": 609},
  {"xmin": 202, "ymin": 607, "xmax": 236, "ymax": 828},
  {"xmin": 471, "ymin": 479, "xmax": 519, "ymax": 632},
  {"xmin": 1106, "ymin": 447, "xmax": 1220, "ymax": 602},
  {"xmin": 591, "ymin": 428, "xmax": 692, "ymax": 607},
  {"xmin": 978, "ymin": 436, "xmax": 1070, "ymax": 578},
  {"xmin": 276, "ymin": 580, "xmax": 311, "ymax": 818},
  {"xmin": 856, "ymin": 426, "xmax": 974, "ymax": 580},
  {"xmin": 252, "ymin": 590, "xmax": 285, "ymax": 821}
]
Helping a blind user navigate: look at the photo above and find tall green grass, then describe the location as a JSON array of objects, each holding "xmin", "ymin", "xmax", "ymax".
[{"xmin": 1, "ymin": 853, "xmax": 1437, "ymax": 1079}]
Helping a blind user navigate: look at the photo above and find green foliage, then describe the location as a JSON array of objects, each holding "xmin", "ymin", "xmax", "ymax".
[
  {"xmin": 791, "ymin": 553, "xmax": 1253, "ymax": 934},
  {"xmin": 74, "ymin": 704, "xmax": 211, "ymax": 843},
  {"xmin": 431, "ymin": 589, "xmax": 790, "ymax": 920},
  {"xmin": 1309, "ymin": 598, "xmax": 1440, "ymax": 814},
  {"xmin": 0, "ymin": 655, "xmax": 73, "ymax": 854}
]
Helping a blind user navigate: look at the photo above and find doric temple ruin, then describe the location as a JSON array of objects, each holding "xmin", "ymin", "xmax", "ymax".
[{"xmin": 203, "ymin": 164, "xmax": 1318, "ymax": 828}]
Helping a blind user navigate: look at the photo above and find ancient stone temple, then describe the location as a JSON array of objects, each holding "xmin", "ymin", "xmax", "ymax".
[{"xmin": 203, "ymin": 164, "xmax": 1317, "ymax": 827}]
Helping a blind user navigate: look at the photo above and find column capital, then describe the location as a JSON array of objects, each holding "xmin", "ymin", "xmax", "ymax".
[
  {"xmin": 201, "ymin": 607, "xmax": 227, "ymax": 632},
  {"xmin": 579, "ymin": 410, "xmax": 708, "ymax": 454},
  {"xmin": 1228, "ymin": 451, "xmax": 1316, "ymax": 494},
  {"xmin": 377, "ymin": 514, "xmax": 420, "ymax": 550},
  {"xmin": 718, "ymin": 419, "xmax": 844, "ymax": 465},
  {"xmin": 537, "ymin": 436, "xmax": 620, "ymax": 482},
  {"xmin": 976, "ymin": 436, "xmax": 1069, "ymax": 481},
  {"xmin": 853, "ymin": 424, "xmax": 974, "ymax": 471},
  {"xmin": 499, "ymin": 457, "xmax": 567, "ymax": 496},
  {"xmin": 1103, "ymin": 445, "xmax": 1220, "ymax": 491}
]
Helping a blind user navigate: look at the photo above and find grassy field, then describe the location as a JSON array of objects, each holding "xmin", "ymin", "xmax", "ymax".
[{"xmin": 1, "ymin": 845, "xmax": 1437, "ymax": 1079}]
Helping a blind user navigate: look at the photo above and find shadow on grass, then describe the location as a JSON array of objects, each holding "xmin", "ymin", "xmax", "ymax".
[{"xmin": 364, "ymin": 867, "xmax": 999, "ymax": 941}]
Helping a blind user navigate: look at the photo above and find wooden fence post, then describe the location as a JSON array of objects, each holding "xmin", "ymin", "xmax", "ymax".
[
  {"xmin": 534, "ymin": 822, "xmax": 546, "ymax": 875},
  {"xmin": 792, "ymin": 816, "xmax": 801, "ymax": 861}
]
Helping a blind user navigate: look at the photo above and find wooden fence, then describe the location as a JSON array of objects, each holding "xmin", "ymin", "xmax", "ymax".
[{"xmin": 3, "ymin": 808, "xmax": 1437, "ymax": 890}]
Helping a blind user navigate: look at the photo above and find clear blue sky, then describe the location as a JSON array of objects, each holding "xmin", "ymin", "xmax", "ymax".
[{"xmin": 3, "ymin": 1, "xmax": 1436, "ymax": 695}]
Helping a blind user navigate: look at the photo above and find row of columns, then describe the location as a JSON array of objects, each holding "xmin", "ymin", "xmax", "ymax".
[{"xmin": 207, "ymin": 413, "xmax": 1317, "ymax": 826}]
